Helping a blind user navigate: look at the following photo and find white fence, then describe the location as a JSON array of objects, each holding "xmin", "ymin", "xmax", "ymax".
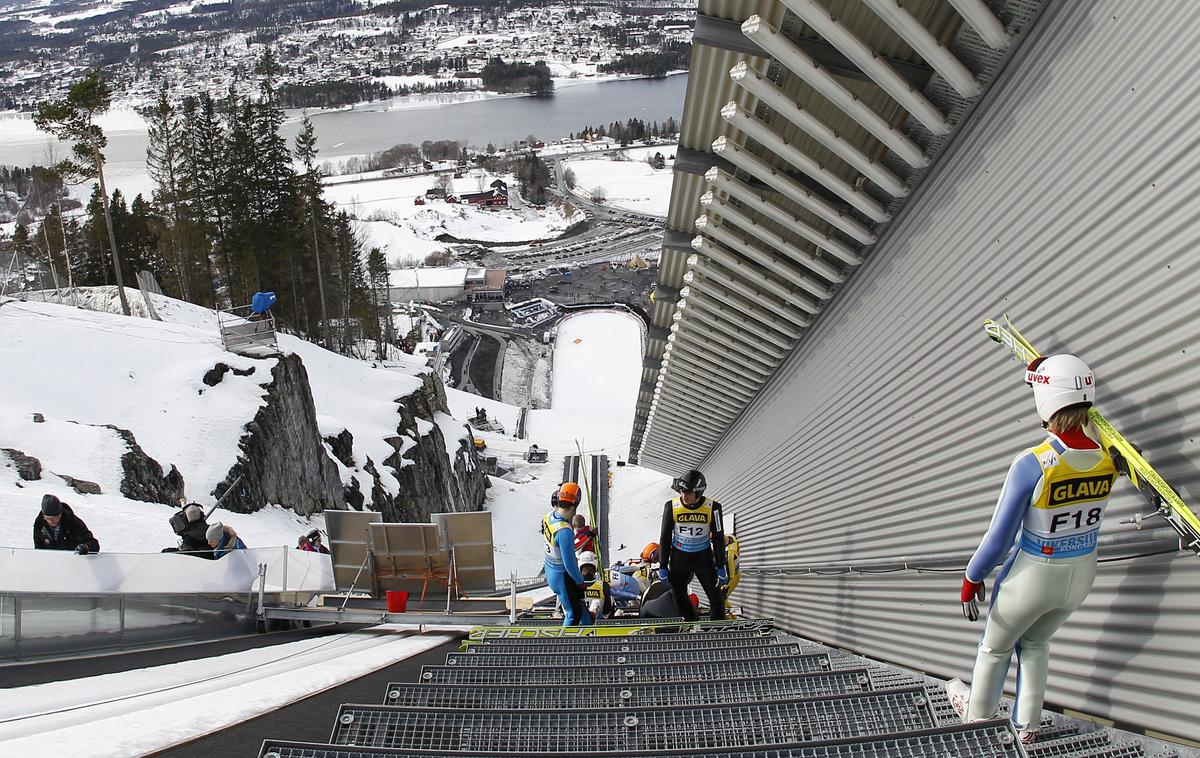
[{"xmin": 0, "ymin": 546, "xmax": 334, "ymax": 594}]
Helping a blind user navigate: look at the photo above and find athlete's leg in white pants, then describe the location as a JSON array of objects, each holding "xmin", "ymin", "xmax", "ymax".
[{"xmin": 967, "ymin": 552, "xmax": 1097, "ymax": 728}]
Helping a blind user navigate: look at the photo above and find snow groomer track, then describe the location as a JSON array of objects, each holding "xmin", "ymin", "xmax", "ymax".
[{"xmin": 257, "ymin": 617, "xmax": 1173, "ymax": 758}]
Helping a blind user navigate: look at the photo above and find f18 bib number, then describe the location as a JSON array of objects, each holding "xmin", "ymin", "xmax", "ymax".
[
  {"xmin": 1028, "ymin": 503, "xmax": 1106, "ymax": 538},
  {"xmin": 1050, "ymin": 507, "xmax": 1102, "ymax": 533}
]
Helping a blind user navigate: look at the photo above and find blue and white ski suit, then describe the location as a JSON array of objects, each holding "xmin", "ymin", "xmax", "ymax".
[
  {"xmin": 543, "ymin": 510, "xmax": 593, "ymax": 626},
  {"xmin": 965, "ymin": 432, "xmax": 1116, "ymax": 729}
]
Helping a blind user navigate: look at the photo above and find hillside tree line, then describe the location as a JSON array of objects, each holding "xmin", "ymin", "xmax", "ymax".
[{"xmin": 571, "ymin": 116, "xmax": 680, "ymax": 146}]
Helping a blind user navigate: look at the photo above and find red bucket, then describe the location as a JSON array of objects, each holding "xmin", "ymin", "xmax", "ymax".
[{"xmin": 386, "ymin": 590, "xmax": 409, "ymax": 613}]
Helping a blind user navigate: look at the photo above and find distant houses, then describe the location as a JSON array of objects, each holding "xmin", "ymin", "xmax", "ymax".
[{"xmin": 458, "ymin": 179, "xmax": 509, "ymax": 207}]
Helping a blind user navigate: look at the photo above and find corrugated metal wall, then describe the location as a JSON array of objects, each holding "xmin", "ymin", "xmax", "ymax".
[{"xmin": 700, "ymin": 0, "xmax": 1200, "ymax": 743}]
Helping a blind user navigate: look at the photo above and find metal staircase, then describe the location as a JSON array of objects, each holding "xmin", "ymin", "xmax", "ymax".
[{"xmin": 257, "ymin": 618, "xmax": 1184, "ymax": 758}]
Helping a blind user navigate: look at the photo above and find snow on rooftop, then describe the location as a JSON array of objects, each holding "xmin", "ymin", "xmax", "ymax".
[{"xmin": 389, "ymin": 267, "xmax": 469, "ymax": 289}]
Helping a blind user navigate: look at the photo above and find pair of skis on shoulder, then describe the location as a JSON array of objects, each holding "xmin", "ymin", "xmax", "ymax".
[{"xmin": 984, "ymin": 316, "xmax": 1200, "ymax": 556}]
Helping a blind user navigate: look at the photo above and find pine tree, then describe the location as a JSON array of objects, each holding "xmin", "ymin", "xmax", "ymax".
[
  {"xmin": 146, "ymin": 83, "xmax": 189, "ymax": 299},
  {"xmin": 222, "ymin": 86, "xmax": 259, "ymax": 301},
  {"xmin": 253, "ymin": 49, "xmax": 298, "ymax": 271},
  {"xmin": 181, "ymin": 92, "xmax": 230, "ymax": 305},
  {"xmin": 30, "ymin": 203, "xmax": 70, "ymax": 287},
  {"xmin": 78, "ymin": 185, "xmax": 111, "ymax": 286},
  {"xmin": 294, "ymin": 116, "xmax": 331, "ymax": 346},
  {"xmin": 332, "ymin": 211, "xmax": 365, "ymax": 353},
  {"xmin": 366, "ymin": 247, "xmax": 389, "ymax": 360},
  {"xmin": 128, "ymin": 194, "xmax": 165, "ymax": 283},
  {"xmin": 33, "ymin": 70, "xmax": 131, "ymax": 314}
]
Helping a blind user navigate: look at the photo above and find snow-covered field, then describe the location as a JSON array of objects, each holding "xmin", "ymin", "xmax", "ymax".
[
  {"xmin": 563, "ymin": 149, "xmax": 676, "ymax": 217},
  {"xmin": 324, "ymin": 171, "xmax": 580, "ymax": 259}
]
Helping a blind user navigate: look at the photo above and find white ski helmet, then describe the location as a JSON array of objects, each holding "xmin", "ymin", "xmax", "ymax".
[
  {"xmin": 1025, "ymin": 354, "xmax": 1095, "ymax": 423},
  {"xmin": 578, "ymin": 551, "xmax": 598, "ymax": 570}
]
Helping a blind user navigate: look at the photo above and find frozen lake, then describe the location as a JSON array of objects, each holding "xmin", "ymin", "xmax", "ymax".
[{"xmin": 0, "ymin": 75, "xmax": 688, "ymax": 202}]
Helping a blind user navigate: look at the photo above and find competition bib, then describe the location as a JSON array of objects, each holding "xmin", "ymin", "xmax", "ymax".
[{"xmin": 1021, "ymin": 440, "xmax": 1116, "ymax": 558}]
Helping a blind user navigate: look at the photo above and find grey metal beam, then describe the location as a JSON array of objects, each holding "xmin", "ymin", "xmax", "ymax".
[
  {"xmin": 693, "ymin": 13, "xmax": 932, "ymax": 87},
  {"xmin": 663, "ymin": 227, "xmax": 695, "ymax": 251},
  {"xmin": 777, "ymin": 17, "xmax": 933, "ymax": 87},
  {"xmin": 693, "ymin": 14, "xmax": 769, "ymax": 58},
  {"xmin": 673, "ymin": 146, "xmax": 739, "ymax": 178}
]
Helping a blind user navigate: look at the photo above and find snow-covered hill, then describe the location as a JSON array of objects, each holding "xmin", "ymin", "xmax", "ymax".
[{"xmin": 0, "ymin": 289, "xmax": 473, "ymax": 553}]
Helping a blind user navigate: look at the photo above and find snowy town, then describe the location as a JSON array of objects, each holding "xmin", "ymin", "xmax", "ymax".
[
  {"xmin": 0, "ymin": 0, "xmax": 695, "ymax": 110},
  {"xmin": 2, "ymin": 0, "xmax": 1199, "ymax": 757}
]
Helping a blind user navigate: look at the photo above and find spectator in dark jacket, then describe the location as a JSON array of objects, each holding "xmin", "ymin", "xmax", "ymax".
[
  {"xmin": 178, "ymin": 504, "xmax": 215, "ymax": 559},
  {"xmin": 33, "ymin": 494, "xmax": 99, "ymax": 554}
]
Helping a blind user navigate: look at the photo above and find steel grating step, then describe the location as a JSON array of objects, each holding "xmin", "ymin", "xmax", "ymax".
[
  {"xmin": 329, "ymin": 688, "xmax": 937, "ymax": 752},
  {"xmin": 259, "ymin": 720, "xmax": 1023, "ymax": 757},
  {"xmin": 471, "ymin": 618, "xmax": 776, "ymax": 639},
  {"xmin": 468, "ymin": 630, "xmax": 776, "ymax": 650},
  {"xmin": 445, "ymin": 641, "xmax": 803, "ymax": 666},
  {"xmin": 1026, "ymin": 732, "xmax": 1147, "ymax": 758},
  {"xmin": 384, "ymin": 669, "xmax": 876, "ymax": 709},
  {"xmin": 419, "ymin": 652, "xmax": 831, "ymax": 685}
]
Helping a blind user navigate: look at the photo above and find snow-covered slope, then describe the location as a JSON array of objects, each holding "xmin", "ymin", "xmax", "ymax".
[
  {"xmin": 608, "ymin": 464, "xmax": 674, "ymax": 563},
  {"xmin": 525, "ymin": 309, "xmax": 644, "ymax": 459},
  {"xmin": 0, "ymin": 296, "xmax": 271, "ymax": 509},
  {"xmin": 0, "ymin": 290, "xmax": 464, "ymax": 553},
  {"xmin": 470, "ymin": 310, "xmax": 653, "ymax": 577}
]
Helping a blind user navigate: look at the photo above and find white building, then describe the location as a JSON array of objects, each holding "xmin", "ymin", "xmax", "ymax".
[{"xmin": 388, "ymin": 267, "xmax": 469, "ymax": 303}]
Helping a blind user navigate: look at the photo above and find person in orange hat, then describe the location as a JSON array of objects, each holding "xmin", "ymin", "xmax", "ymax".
[{"xmin": 541, "ymin": 481, "xmax": 592, "ymax": 626}]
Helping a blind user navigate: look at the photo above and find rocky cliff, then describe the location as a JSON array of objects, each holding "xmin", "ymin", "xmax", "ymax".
[
  {"xmin": 212, "ymin": 354, "xmax": 345, "ymax": 515},
  {"xmin": 210, "ymin": 354, "xmax": 487, "ymax": 520},
  {"xmin": 326, "ymin": 371, "xmax": 488, "ymax": 523}
]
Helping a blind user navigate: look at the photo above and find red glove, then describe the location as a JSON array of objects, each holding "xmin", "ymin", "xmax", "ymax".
[
  {"xmin": 960, "ymin": 577, "xmax": 984, "ymax": 603},
  {"xmin": 961, "ymin": 577, "xmax": 986, "ymax": 622}
]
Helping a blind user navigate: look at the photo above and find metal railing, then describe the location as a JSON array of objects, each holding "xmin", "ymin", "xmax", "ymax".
[{"xmin": 217, "ymin": 304, "xmax": 280, "ymax": 356}]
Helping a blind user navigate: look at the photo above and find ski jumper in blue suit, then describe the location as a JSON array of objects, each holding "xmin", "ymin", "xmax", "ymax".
[
  {"xmin": 543, "ymin": 510, "xmax": 593, "ymax": 626},
  {"xmin": 963, "ymin": 428, "xmax": 1115, "ymax": 730}
]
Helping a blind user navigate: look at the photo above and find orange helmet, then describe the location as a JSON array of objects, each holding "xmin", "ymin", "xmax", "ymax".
[
  {"xmin": 640, "ymin": 542, "xmax": 660, "ymax": 562},
  {"xmin": 557, "ymin": 482, "xmax": 582, "ymax": 506}
]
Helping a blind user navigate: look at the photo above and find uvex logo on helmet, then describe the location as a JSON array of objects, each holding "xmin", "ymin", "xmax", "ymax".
[{"xmin": 1025, "ymin": 354, "xmax": 1097, "ymax": 423}]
